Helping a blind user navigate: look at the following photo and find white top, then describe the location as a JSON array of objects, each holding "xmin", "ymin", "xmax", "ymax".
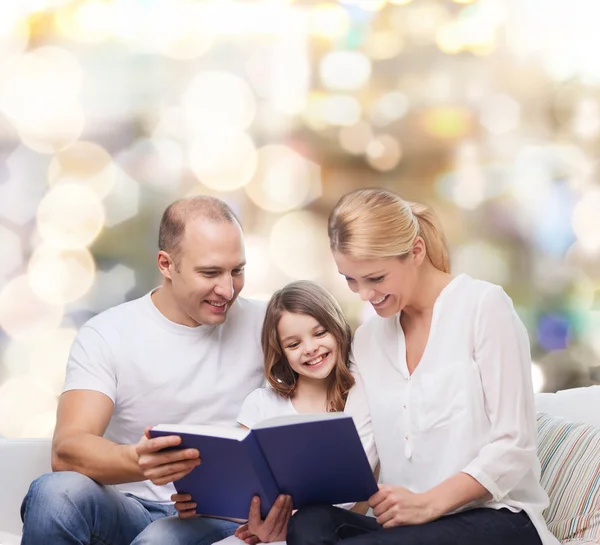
[
  {"xmin": 63, "ymin": 291, "xmax": 266, "ymax": 502},
  {"xmin": 237, "ymin": 386, "xmax": 297, "ymax": 429},
  {"xmin": 348, "ymin": 273, "xmax": 559, "ymax": 545}
]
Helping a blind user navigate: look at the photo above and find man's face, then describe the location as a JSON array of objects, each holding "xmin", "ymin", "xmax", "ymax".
[{"xmin": 168, "ymin": 219, "xmax": 246, "ymax": 327}]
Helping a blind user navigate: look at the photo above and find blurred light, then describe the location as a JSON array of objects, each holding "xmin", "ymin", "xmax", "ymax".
[
  {"xmin": 37, "ymin": 184, "xmax": 105, "ymax": 250},
  {"xmin": 572, "ymin": 99, "xmax": 600, "ymax": 140},
  {"xmin": 453, "ymin": 0, "xmax": 476, "ymax": 3},
  {"xmin": 308, "ymin": 3, "xmax": 350, "ymax": 39},
  {"xmin": 436, "ymin": 23, "xmax": 463, "ymax": 54},
  {"xmin": 183, "ymin": 71, "xmax": 256, "ymax": 135},
  {"xmin": 389, "ymin": 0, "xmax": 412, "ymax": 4},
  {"xmin": 0, "ymin": 7, "xmax": 29, "ymax": 59},
  {"xmin": 370, "ymin": 91, "xmax": 409, "ymax": 127},
  {"xmin": 55, "ymin": 0, "xmax": 115, "ymax": 44},
  {"xmin": 339, "ymin": 0, "xmax": 387, "ymax": 11},
  {"xmin": 4, "ymin": 327, "xmax": 76, "ymax": 395},
  {"xmin": 74, "ymin": 264, "xmax": 136, "ymax": 314},
  {"xmin": 245, "ymin": 145, "xmax": 320, "ymax": 212},
  {"xmin": 21, "ymin": 412, "xmax": 57, "ymax": 438},
  {"xmin": 0, "ymin": 224, "xmax": 23, "ymax": 279},
  {"xmin": 48, "ymin": 141, "xmax": 116, "ymax": 199},
  {"xmin": 363, "ymin": 30, "xmax": 404, "ymax": 60},
  {"xmin": 480, "ymin": 94, "xmax": 520, "ymax": 135},
  {"xmin": 452, "ymin": 242, "xmax": 510, "ymax": 286},
  {"xmin": 0, "ymin": 376, "xmax": 58, "ymax": 438},
  {"xmin": 321, "ymin": 95, "xmax": 362, "ymax": 126},
  {"xmin": 269, "ymin": 211, "xmax": 329, "ymax": 279},
  {"xmin": 0, "ymin": 46, "xmax": 85, "ymax": 153},
  {"xmin": 366, "ymin": 135, "xmax": 402, "ymax": 172},
  {"xmin": 572, "ymin": 188, "xmax": 600, "ymax": 255},
  {"xmin": 116, "ymin": 138, "xmax": 184, "ymax": 193},
  {"xmin": 243, "ymin": 235, "xmax": 278, "ymax": 298},
  {"xmin": 531, "ymin": 362, "xmax": 545, "ymax": 393},
  {"xmin": 536, "ymin": 313, "xmax": 571, "ymax": 352},
  {"xmin": 103, "ymin": 168, "xmax": 140, "ymax": 228},
  {"xmin": 28, "ymin": 245, "xmax": 96, "ymax": 305},
  {"xmin": 421, "ymin": 107, "xmax": 472, "ymax": 139},
  {"xmin": 0, "ymin": 146, "xmax": 50, "ymax": 225},
  {"xmin": 145, "ymin": 0, "xmax": 214, "ymax": 59},
  {"xmin": 319, "ymin": 51, "xmax": 371, "ymax": 92},
  {"xmin": 0, "ymin": 275, "xmax": 63, "ymax": 340},
  {"xmin": 190, "ymin": 132, "xmax": 257, "ymax": 192},
  {"xmin": 338, "ymin": 121, "xmax": 374, "ymax": 155}
]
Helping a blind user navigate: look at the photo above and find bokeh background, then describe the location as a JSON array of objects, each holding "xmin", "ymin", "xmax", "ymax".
[{"xmin": 1, "ymin": 0, "xmax": 600, "ymax": 439}]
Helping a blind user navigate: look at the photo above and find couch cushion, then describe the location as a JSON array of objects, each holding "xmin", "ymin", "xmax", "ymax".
[
  {"xmin": 535, "ymin": 385, "xmax": 600, "ymax": 428},
  {"xmin": 537, "ymin": 412, "xmax": 600, "ymax": 544}
]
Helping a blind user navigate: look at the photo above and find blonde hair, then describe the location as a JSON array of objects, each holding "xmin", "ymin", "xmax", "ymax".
[
  {"xmin": 328, "ymin": 188, "xmax": 450, "ymax": 273},
  {"xmin": 262, "ymin": 281, "xmax": 354, "ymax": 413}
]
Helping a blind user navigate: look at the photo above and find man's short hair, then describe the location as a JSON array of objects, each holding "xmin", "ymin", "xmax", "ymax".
[{"xmin": 158, "ymin": 196, "xmax": 241, "ymax": 263}]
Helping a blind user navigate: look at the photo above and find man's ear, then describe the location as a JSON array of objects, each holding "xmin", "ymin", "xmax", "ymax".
[
  {"xmin": 157, "ymin": 250, "xmax": 174, "ymax": 280},
  {"xmin": 412, "ymin": 236, "xmax": 427, "ymax": 266}
]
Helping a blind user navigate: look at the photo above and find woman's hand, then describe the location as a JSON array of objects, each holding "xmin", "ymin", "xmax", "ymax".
[
  {"xmin": 171, "ymin": 493, "xmax": 197, "ymax": 519},
  {"xmin": 245, "ymin": 495, "xmax": 293, "ymax": 543},
  {"xmin": 369, "ymin": 484, "xmax": 436, "ymax": 528}
]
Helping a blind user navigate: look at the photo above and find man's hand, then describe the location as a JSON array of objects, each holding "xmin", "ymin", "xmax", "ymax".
[
  {"xmin": 136, "ymin": 428, "xmax": 200, "ymax": 486},
  {"xmin": 245, "ymin": 495, "xmax": 293, "ymax": 543},
  {"xmin": 369, "ymin": 484, "xmax": 436, "ymax": 528},
  {"xmin": 172, "ymin": 493, "xmax": 197, "ymax": 519}
]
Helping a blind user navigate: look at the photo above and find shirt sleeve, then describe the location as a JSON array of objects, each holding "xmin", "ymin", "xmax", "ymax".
[
  {"xmin": 62, "ymin": 324, "xmax": 117, "ymax": 402},
  {"xmin": 237, "ymin": 388, "xmax": 266, "ymax": 429},
  {"xmin": 461, "ymin": 285, "xmax": 539, "ymax": 502},
  {"xmin": 344, "ymin": 365, "xmax": 379, "ymax": 473}
]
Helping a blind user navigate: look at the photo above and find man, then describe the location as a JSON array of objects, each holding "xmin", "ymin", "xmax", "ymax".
[{"xmin": 20, "ymin": 196, "xmax": 266, "ymax": 545}]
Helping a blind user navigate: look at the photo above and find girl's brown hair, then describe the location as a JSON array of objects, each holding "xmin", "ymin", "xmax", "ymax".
[
  {"xmin": 328, "ymin": 188, "xmax": 450, "ymax": 273},
  {"xmin": 262, "ymin": 280, "xmax": 354, "ymax": 412}
]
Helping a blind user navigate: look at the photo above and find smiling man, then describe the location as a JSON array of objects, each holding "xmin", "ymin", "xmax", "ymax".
[{"xmin": 20, "ymin": 196, "xmax": 266, "ymax": 545}]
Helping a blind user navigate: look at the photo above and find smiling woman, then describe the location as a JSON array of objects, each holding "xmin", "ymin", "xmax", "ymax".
[{"xmin": 286, "ymin": 188, "xmax": 559, "ymax": 545}]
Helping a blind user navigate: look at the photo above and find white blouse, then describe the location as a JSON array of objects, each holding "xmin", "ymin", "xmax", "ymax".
[{"xmin": 345, "ymin": 273, "xmax": 559, "ymax": 545}]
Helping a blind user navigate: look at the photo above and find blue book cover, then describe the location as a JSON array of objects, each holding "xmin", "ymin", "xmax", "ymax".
[{"xmin": 149, "ymin": 413, "xmax": 378, "ymax": 520}]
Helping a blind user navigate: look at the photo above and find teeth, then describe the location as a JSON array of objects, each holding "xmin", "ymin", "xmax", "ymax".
[
  {"xmin": 371, "ymin": 295, "xmax": 387, "ymax": 305},
  {"xmin": 305, "ymin": 354, "xmax": 326, "ymax": 366},
  {"xmin": 207, "ymin": 301, "xmax": 227, "ymax": 307}
]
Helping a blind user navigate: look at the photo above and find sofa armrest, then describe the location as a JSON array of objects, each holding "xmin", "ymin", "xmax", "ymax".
[{"xmin": 0, "ymin": 438, "xmax": 52, "ymax": 535}]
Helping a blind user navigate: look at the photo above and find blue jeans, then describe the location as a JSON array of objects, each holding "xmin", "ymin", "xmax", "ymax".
[
  {"xmin": 20, "ymin": 471, "xmax": 239, "ymax": 545},
  {"xmin": 287, "ymin": 505, "xmax": 543, "ymax": 545}
]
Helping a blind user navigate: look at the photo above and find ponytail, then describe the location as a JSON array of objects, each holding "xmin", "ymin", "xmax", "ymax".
[{"xmin": 410, "ymin": 202, "xmax": 450, "ymax": 274}]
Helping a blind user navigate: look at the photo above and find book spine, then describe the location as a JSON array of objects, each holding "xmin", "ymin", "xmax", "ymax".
[{"xmin": 244, "ymin": 433, "xmax": 280, "ymax": 518}]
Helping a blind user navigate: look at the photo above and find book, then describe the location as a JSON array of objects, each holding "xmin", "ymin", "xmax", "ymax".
[{"xmin": 149, "ymin": 412, "xmax": 378, "ymax": 519}]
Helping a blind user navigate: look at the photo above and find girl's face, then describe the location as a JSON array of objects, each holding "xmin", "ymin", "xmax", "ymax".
[{"xmin": 277, "ymin": 311, "xmax": 339, "ymax": 381}]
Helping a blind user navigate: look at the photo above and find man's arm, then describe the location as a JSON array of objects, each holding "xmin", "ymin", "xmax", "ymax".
[{"xmin": 52, "ymin": 390, "xmax": 144, "ymax": 484}]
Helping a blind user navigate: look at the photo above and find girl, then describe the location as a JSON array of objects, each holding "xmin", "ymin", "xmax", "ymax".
[
  {"xmin": 287, "ymin": 188, "xmax": 558, "ymax": 545},
  {"xmin": 173, "ymin": 280, "xmax": 376, "ymax": 544}
]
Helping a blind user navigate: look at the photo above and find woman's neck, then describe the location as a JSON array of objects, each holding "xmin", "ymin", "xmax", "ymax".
[
  {"xmin": 402, "ymin": 261, "xmax": 453, "ymax": 320},
  {"xmin": 291, "ymin": 375, "xmax": 330, "ymax": 413}
]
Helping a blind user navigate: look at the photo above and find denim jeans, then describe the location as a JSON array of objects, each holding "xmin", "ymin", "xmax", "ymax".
[
  {"xmin": 287, "ymin": 505, "xmax": 544, "ymax": 545},
  {"xmin": 20, "ymin": 471, "xmax": 239, "ymax": 545}
]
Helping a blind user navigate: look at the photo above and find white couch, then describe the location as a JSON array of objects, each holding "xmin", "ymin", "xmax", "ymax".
[{"xmin": 2, "ymin": 386, "xmax": 600, "ymax": 544}]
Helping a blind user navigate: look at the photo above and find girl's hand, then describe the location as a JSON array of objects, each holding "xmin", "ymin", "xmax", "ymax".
[
  {"xmin": 246, "ymin": 495, "xmax": 293, "ymax": 542},
  {"xmin": 171, "ymin": 493, "xmax": 197, "ymax": 519},
  {"xmin": 234, "ymin": 523, "xmax": 261, "ymax": 545},
  {"xmin": 369, "ymin": 484, "xmax": 436, "ymax": 528}
]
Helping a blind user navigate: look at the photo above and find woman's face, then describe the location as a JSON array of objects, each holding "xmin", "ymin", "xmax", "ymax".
[{"xmin": 333, "ymin": 242, "xmax": 424, "ymax": 317}]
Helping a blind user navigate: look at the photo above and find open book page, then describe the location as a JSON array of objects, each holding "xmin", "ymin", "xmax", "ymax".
[
  {"xmin": 253, "ymin": 411, "xmax": 349, "ymax": 429},
  {"xmin": 152, "ymin": 423, "xmax": 249, "ymax": 441}
]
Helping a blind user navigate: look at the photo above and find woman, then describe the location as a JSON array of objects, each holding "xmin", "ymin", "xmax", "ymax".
[{"xmin": 287, "ymin": 189, "xmax": 558, "ymax": 545}]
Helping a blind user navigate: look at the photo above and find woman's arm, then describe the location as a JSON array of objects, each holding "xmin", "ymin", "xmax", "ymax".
[{"xmin": 460, "ymin": 285, "xmax": 539, "ymax": 503}]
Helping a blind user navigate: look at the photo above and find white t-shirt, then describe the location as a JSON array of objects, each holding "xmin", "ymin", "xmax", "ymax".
[
  {"xmin": 348, "ymin": 273, "xmax": 559, "ymax": 545},
  {"xmin": 63, "ymin": 290, "xmax": 266, "ymax": 502},
  {"xmin": 237, "ymin": 386, "xmax": 296, "ymax": 429}
]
